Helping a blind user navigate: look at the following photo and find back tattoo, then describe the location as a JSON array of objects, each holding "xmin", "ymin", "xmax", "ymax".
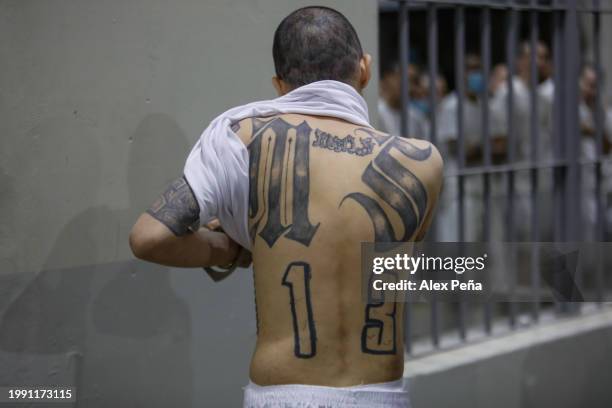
[{"xmin": 246, "ymin": 116, "xmax": 432, "ymax": 357}]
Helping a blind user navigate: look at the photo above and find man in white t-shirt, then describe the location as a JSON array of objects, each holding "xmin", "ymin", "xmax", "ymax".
[
  {"xmin": 378, "ymin": 61, "xmax": 429, "ymax": 139},
  {"xmin": 491, "ymin": 41, "xmax": 554, "ymax": 163},
  {"xmin": 437, "ymin": 54, "xmax": 506, "ymax": 242},
  {"xmin": 490, "ymin": 41, "xmax": 554, "ymax": 241}
]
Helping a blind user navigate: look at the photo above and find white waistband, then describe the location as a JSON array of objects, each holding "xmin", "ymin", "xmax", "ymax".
[{"xmin": 243, "ymin": 379, "xmax": 411, "ymax": 408}]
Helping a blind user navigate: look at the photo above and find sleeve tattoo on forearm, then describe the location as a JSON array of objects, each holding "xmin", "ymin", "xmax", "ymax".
[{"xmin": 146, "ymin": 176, "xmax": 200, "ymax": 236}]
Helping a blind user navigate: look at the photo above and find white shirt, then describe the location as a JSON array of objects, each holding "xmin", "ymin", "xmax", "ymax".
[
  {"xmin": 437, "ymin": 92, "xmax": 505, "ymax": 173},
  {"xmin": 183, "ymin": 80, "xmax": 371, "ymax": 250},
  {"xmin": 378, "ymin": 99, "xmax": 429, "ymax": 140},
  {"xmin": 491, "ymin": 76, "xmax": 554, "ymax": 162}
]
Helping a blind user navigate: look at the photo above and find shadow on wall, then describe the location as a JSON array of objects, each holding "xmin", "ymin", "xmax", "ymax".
[{"xmin": 0, "ymin": 113, "xmax": 194, "ymax": 408}]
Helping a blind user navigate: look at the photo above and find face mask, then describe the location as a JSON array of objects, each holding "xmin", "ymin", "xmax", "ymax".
[
  {"xmin": 467, "ymin": 72, "xmax": 485, "ymax": 94},
  {"xmin": 411, "ymin": 100, "xmax": 430, "ymax": 115}
]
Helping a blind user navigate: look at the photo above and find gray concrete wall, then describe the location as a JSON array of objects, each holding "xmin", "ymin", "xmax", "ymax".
[
  {"xmin": 406, "ymin": 310, "xmax": 612, "ymax": 408},
  {"xmin": 0, "ymin": 1, "xmax": 378, "ymax": 406}
]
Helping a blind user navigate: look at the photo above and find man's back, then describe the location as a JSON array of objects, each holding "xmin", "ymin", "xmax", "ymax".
[
  {"xmin": 129, "ymin": 6, "xmax": 443, "ymax": 406},
  {"xmin": 234, "ymin": 113, "xmax": 443, "ymax": 387}
]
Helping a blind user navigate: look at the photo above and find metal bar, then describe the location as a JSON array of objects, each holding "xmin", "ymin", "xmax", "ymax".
[
  {"xmin": 456, "ymin": 6, "xmax": 466, "ymax": 172},
  {"xmin": 505, "ymin": 3, "xmax": 518, "ymax": 329},
  {"xmin": 552, "ymin": 1, "xmax": 577, "ymax": 317},
  {"xmin": 557, "ymin": 2, "xmax": 584, "ymax": 313},
  {"xmin": 552, "ymin": 4, "xmax": 566, "ymax": 244},
  {"xmin": 506, "ymin": 6, "xmax": 517, "ymax": 164},
  {"xmin": 552, "ymin": 0, "xmax": 566, "ymax": 315},
  {"xmin": 482, "ymin": 8, "xmax": 492, "ymax": 169},
  {"xmin": 398, "ymin": 0, "xmax": 412, "ymax": 353},
  {"xmin": 564, "ymin": 2, "xmax": 581, "ymax": 242},
  {"xmin": 379, "ymin": 0, "xmax": 612, "ymax": 12},
  {"xmin": 593, "ymin": 0, "xmax": 604, "ymax": 172},
  {"xmin": 593, "ymin": 0, "xmax": 605, "ymax": 238},
  {"xmin": 529, "ymin": 1, "xmax": 541, "ymax": 322},
  {"xmin": 399, "ymin": 0, "xmax": 410, "ymax": 138},
  {"xmin": 565, "ymin": 2, "xmax": 584, "ymax": 313},
  {"xmin": 430, "ymin": 298, "xmax": 440, "ymax": 348},
  {"xmin": 445, "ymin": 157, "xmax": 612, "ymax": 177},
  {"xmin": 455, "ymin": 4, "xmax": 467, "ymax": 342},
  {"xmin": 593, "ymin": 0, "xmax": 605, "ymax": 304},
  {"xmin": 428, "ymin": 2, "xmax": 438, "ymax": 146},
  {"xmin": 561, "ymin": 0, "xmax": 581, "ymax": 314},
  {"xmin": 529, "ymin": 7, "xmax": 540, "ymax": 164},
  {"xmin": 459, "ymin": 156, "xmax": 611, "ymax": 174},
  {"xmin": 404, "ymin": 302, "xmax": 412, "ymax": 355},
  {"xmin": 427, "ymin": 1, "xmax": 440, "ymax": 348},
  {"xmin": 481, "ymin": 6, "xmax": 493, "ymax": 335}
]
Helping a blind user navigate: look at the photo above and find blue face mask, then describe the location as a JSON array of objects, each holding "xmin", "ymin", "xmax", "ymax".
[
  {"xmin": 411, "ymin": 100, "xmax": 430, "ymax": 115},
  {"xmin": 467, "ymin": 72, "xmax": 485, "ymax": 94}
]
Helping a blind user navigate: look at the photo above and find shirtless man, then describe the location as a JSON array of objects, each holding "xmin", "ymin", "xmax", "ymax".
[{"xmin": 129, "ymin": 7, "xmax": 443, "ymax": 407}]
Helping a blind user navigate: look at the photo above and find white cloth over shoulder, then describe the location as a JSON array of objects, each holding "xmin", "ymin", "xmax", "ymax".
[{"xmin": 183, "ymin": 80, "xmax": 371, "ymax": 250}]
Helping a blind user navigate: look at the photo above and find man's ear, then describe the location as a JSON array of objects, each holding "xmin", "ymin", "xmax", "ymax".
[
  {"xmin": 272, "ymin": 76, "xmax": 291, "ymax": 96},
  {"xmin": 358, "ymin": 53, "xmax": 372, "ymax": 92}
]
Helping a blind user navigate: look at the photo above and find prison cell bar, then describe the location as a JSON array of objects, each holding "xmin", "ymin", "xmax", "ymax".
[
  {"xmin": 427, "ymin": 1, "xmax": 441, "ymax": 348},
  {"xmin": 564, "ymin": 0, "xmax": 581, "ymax": 244},
  {"xmin": 564, "ymin": 0, "xmax": 582, "ymax": 314},
  {"xmin": 389, "ymin": 0, "xmax": 612, "ymax": 12},
  {"xmin": 552, "ymin": 1, "xmax": 565, "ymax": 246},
  {"xmin": 399, "ymin": 0, "xmax": 411, "ymax": 138},
  {"xmin": 455, "ymin": 4, "xmax": 468, "ymax": 342},
  {"xmin": 505, "ymin": 3, "xmax": 518, "ymax": 328},
  {"xmin": 593, "ymin": 0, "xmax": 605, "ymax": 305},
  {"xmin": 394, "ymin": 0, "xmax": 601, "ymax": 354},
  {"xmin": 398, "ymin": 0, "xmax": 413, "ymax": 354},
  {"xmin": 481, "ymin": 5, "xmax": 493, "ymax": 335},
  {"xmin": 529, "ymin": 0, "xmax": 541, "ymax": 322}
]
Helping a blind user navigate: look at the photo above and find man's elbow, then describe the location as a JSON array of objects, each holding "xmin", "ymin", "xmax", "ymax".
[
  {"xmin": 129, "ymin": 228, "xmax": 155, "ymax": 261},
  {"xmin": 129, "ymin": 214, "xmax": 165, "ymax": 261}
]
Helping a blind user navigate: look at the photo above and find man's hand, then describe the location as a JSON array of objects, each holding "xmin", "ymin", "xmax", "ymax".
[
  {"xmin": 198, "ymin": 218, "xmax": 252, "ymax": 281},
  {"xmin": 204, "ymin": 218, "xmax": 252, "ymax": 268}
]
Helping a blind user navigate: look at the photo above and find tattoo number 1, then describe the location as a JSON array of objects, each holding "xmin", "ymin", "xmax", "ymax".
[{"xmin": 282, "ymin": 262, "xmax": 317, "ymax": 358}]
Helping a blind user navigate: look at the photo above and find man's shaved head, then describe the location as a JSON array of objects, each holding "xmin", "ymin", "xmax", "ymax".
[{"xmin": 272, "ymin": 6, "xmax": 364, "ymax": 89}]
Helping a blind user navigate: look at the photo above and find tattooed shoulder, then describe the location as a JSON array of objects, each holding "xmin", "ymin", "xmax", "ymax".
[
  {"xmin": 147, "ymin": 176, "xmax": 200, "ymax": 236},
  {"xmin": 341, "ymin": 136, "xmax": 432, "ymax": 243}
]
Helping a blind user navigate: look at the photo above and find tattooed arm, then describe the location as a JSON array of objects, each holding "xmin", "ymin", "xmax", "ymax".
[{"xmin": 129, "ymin": 176, "xmax": 239, "ymax": 268}]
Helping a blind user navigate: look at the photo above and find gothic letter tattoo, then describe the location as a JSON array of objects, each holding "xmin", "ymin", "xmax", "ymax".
[
  {"xmin": 339, "ymin": 136, "xmax": 431, "ymax": 355},
  {"xmin": 341, "ymin": 137, "xmax": 432, "ymax": 243},
  {"xmin": 147, "ymin": 176, "xmax": 200, "ymax": 236},
  {"xmin": 249, "ymin": 117, "xmax": 320, "ymax": 248}
]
